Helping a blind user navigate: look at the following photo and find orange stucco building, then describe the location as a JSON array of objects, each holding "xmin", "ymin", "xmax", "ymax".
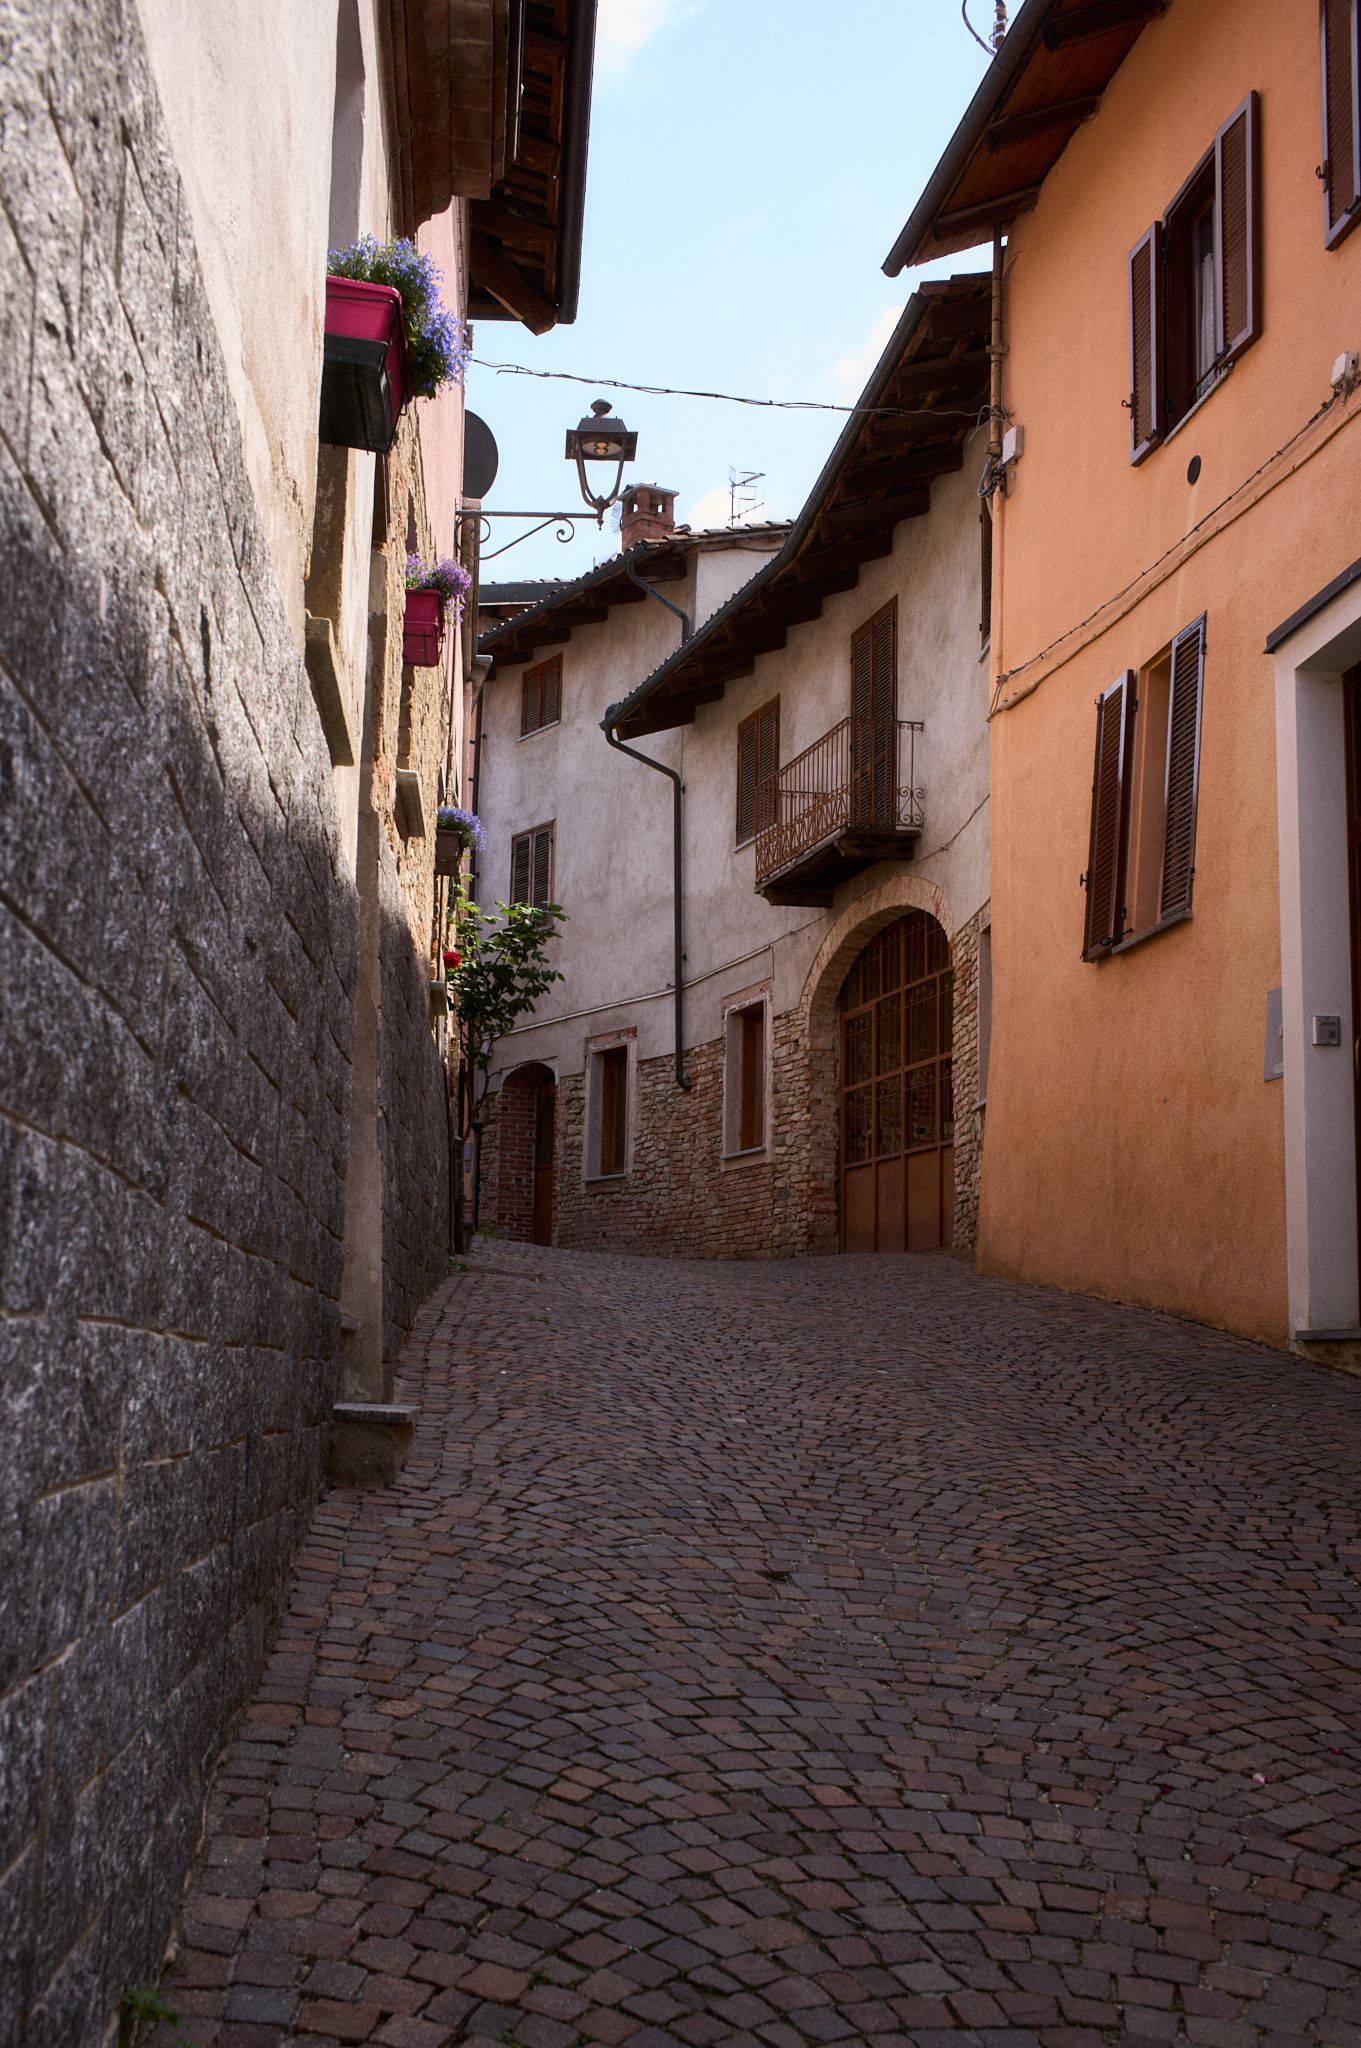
[{"xmin": 887, "ymin": 0, "xmax": 1361, "ymax": 1349}]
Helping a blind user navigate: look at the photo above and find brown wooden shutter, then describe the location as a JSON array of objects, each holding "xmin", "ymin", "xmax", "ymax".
[
  {"xmin": 850, "ymin": 617, "xmax": 872, "ymax": 725},
  {"xmin": 1322, "ymin": 0, "xmax": 1361, "ymax": 246},
  {"xmin": 1159, "ymin": 617, "xmax": 1206, "ymax": 922},
  {"xmin": 755, "ymin": 700, "xmax": 780, "ymax": 834},
  {"xmin": 544, "ymin": 657, "xmax": 561, "ymax": 725},
  {"xmin": 738, "ymin": 1006, "xmax": 765, "ymax": 1151},
  {"xmin": 1214, "ymin": 93, "xmax": 1261, "ymax": 360},
  {"xmin": 736, "ymin": 712, "xmax": 759, "ymax": 843},
  {"xmin": 521, "ymin": 671, "xmax": 536, "ymax": 736},
  {"xmin": 980, "ymin": 498, "xmax": 993, "ymax": 644},
  {"xmin": 1082, "ymin": 674, "xmax": 1134, "ymax": 960},
  {"xmin": 510, "ymin": 831, "xmax": 531, "ymax": 903},
  {"xmin": 870, "ymin": 603, "xmax": 896, "ymax": 721},
  {"xmin": 532, "ymin": 824, "xmax": 553, "ymax": 907},
  {"xmin": 598, "ymin": 1047, "xmax": 627, "ymax": 1175},
  {"xmin": 1128, "ymin": 222, "xmax": 1163, "ymax": 463}
]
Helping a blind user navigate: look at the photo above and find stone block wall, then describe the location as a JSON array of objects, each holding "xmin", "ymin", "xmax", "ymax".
[
  {"xmin": 950, "ymin": 903, "xmax": 989, "ymax": 1254},
  {"xmin": 379, "ymin": 854, "xmax": 451, "ymax": 1357},
  {"xmin": 0, "ymin": 4, "xmax": 365, "ymax": 2037}
]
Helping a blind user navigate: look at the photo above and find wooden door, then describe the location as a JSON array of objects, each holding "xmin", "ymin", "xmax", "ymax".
[
  {"xmin": 531, "ymin": 1079, "xmax": 555, "ymax": 1245},
  {"xmin": 839, "ymin": 912, "xmax": 954, "ymax": 1252},
  {"xmin": 1344, "ymin": 672, "xmax": 1361, "ymax": 1282},
  {"xmin": 850, "ymin": 603, "xmax": 896, "ymax": 828}
]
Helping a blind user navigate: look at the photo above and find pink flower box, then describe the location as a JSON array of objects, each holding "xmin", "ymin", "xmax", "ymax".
[
  {"xmin": 320, "ymin": 276, "xmax": 411, "ymax": 453},
  {"xmin": 403, "ymin": 588, "xmax": 445, "ymax": 667}
]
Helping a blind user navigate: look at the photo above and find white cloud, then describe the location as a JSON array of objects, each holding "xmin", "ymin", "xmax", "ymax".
[
  {"xmin": 829, "ymin": 305, "xmax": 905, "ymax": 402},
  {"xmin": 685, "ymin": 484, "xmax": 736, "ymax": 532},
  {"xmin": 596, "ymin": 0, "xmax": 697, "ymax": 71}
]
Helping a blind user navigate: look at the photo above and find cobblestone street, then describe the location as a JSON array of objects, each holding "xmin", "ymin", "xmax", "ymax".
[{"xmin": 163, "ymin": 1246, "xmax": 1361, "ymax": 2047}]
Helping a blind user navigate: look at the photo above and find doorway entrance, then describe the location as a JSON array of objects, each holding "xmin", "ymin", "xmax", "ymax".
[
  {"xmin": 494, "ymin": 1062, "xmax": 556, "ymax": 1244},
  {"xmin": 839, "ymin": 911, "xmax": 954, "ymax": 1252}
]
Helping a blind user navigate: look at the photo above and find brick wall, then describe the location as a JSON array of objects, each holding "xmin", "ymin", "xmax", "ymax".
[
  {"xmin": 0, "ymin": 4, "xmax": 441, "ymax": 2037},
  {"xmin": 481, "ymin": 906, "xmax": 984, "ymax": 1263},
  {"xmin": 491, "ymin": 1068, "xmax": 541, "ymax": 1238}
]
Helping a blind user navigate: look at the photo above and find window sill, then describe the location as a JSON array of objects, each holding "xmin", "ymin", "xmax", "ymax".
[
  {"xmin": 721, "ymin": 1145, "xmax": 771, "ymax": 1171},
  {"xmin": 1094, "ymin": 906, "xmax": 1193, "ymax": 960},
  {"xmin": 584, "ymin": 1170, "xmax": 627, "ymax": 1187},
  {"xmin": 519, "ymin": 719, "xmax": 561, "ymax": 741}
]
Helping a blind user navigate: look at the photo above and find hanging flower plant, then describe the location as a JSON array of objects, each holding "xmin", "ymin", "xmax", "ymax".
[
  {"xmin": 406, "ymin": 554, "xmax": 473, "ymax": 616},
  {"xmin": 327, "ymin": 236, "xmax": 471, "ymax": 397},
  {"xmin": 435, "ymin": 805, "xmax": 485, "ymax": 851}
]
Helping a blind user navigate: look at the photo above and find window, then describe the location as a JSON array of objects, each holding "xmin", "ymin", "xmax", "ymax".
[
  {"xmin": 1322, "ymin": 0, "xmax": 1361, "ymax": 248},
  {"xmin": 1128, "ymin": 95, "xmax": 1260, "ymax": 461},
  {"xmin": 1081, "ymin": 616, "xmax": 1206, "ymax": 959},
  {"xmin": 521, "ymin": 655, "xmax": 562, "ymax": 736},
  {"xmin": 510, "ymin": 822, "xmax": 554, "ymax": 907},
  {"xmin": 736, "ymin": 699, "xmax": 780, "ymax": 845},
  {"xmin": 724, "ymin": 997, "xmax": 769, "ymax": 1158},
  {"xmin": 980, "ymin": 498, "xmax": 993, "ymax": 649},
  {"xmin": 586, "ymin": 1039, "xmax": 631, "ymax": 1179}
]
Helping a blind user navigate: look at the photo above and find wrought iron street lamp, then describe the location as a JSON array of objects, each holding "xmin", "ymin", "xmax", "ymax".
[{"xmin": 456, "ymin": 398, "xmax": 639, "ymax": 562}]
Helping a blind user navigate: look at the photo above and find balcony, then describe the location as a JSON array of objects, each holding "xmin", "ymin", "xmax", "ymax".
[{"xmin": 754, "ymin": 719, "xmax": 924, "ymax": 905}]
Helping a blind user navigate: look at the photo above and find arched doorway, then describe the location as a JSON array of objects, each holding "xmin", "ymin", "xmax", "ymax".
[
  {"xmin": 495, "ymin": 1063, "xmax": 556, "ymax": 1244},
  {"xmin": 839, "ymin": 911, "xmax": 954, "ymax": 1252}
]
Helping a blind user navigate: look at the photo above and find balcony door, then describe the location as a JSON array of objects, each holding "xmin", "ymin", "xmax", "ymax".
[
  {"xmin": 850, "ymin": 600, "xmax": 896, "ymax": 828},
  {"xmin": 839, "ymin": 911, "xmax": 954, "ymax": 1252}
]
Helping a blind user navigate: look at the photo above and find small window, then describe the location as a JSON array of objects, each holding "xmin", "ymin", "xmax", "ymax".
[
  {"xmin": 510, "ymin": 822, "xmax": 554, "ymax": 907},
  {"xmin": 736, "ymin": 698, "xmax": 780, "ymax": 846},
  {"xmin": 980, "ymin": 498, "xmax": 993, "ymax": 649},
  {"xmin": 1128, "ymin": 95, "xmax": 1259, "ymax": 460},
  {"xmin": 521, "ymin": 655, "xmax": 562, "ymax": 736},
  {"xmin": 1081, "ymin": 616, "xmax": 1206, "ymax": 959},
  {"xmin": 724, "ymin": 999, "xmax": 769, "ymax": 1158},
  {"xmin": 587, "ymin": 1042, "xmax": 630, "ymax": 1179},
  {"xmin": 1322, "ymin": 0, "xmax": 1361, "ymax": 248}
]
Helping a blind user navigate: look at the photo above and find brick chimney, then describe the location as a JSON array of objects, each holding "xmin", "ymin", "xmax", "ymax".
[{"xmin": 620, "ymin": 483, "xmax": 678, "ymax": 552}]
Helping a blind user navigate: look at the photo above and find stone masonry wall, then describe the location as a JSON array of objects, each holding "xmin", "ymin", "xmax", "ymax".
[
  {"xmin": 950, "ymin": 903, "xmax": 988, "ymax": 1254},
  {"xmin": 0, "ymin": 6, "xmax": 359, "ymax": 2038}
]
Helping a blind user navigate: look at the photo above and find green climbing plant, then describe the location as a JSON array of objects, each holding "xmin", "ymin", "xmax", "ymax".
[{"xmin": 445, "ymin": 887, "xmax": 566, "ymax": 1130}]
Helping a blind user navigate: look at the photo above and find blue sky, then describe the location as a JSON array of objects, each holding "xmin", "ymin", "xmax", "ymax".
[{"xmin": 465, "ymin": 0, "xmax": 996, "ymax": 584}]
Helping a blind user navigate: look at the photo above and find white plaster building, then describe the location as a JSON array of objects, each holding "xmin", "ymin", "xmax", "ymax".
[{"xmin": 475, "ymin": 276, "xmax": 994, "ymax": 1258}]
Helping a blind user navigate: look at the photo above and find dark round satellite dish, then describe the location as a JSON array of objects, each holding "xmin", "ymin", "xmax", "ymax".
[{"xmin": 463, "ymin": 412, "xmax": 499, "ymax": 501}]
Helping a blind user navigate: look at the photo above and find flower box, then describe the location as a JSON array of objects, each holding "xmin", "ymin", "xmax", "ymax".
[
  {"xmin": 435, "ymin": 829, "xmax": 465, "ymax": 876},
  {"xmin": 403, "ymin": 588, "xmax": 445, "ymax": 668},
  {"xmin": 320, "ymin": 276, "xmax": 411, "ymax": 454}
]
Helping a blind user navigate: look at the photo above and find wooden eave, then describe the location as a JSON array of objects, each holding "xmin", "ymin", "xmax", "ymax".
[
  {"xmin": 608, "ymin": 275, "xmax": 991, "ymax": 744},
  {"xmin": 882, "ymin": 0, "xmax": 1167, "ymax": 273},
  {"xmin": 477, "ymin": 524, "xmax": 790, "ymax": 672},
  {"xmin": 467, "ymin": 0, "xmax": 598, "ymax": 330}
]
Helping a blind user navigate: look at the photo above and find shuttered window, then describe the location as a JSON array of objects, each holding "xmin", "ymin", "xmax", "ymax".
[
  {"xmin": 521, "ymin": 655, "xmax": 562, "ymax": 735},
  {"xmin": 1081, "ymin": 618, "xmax": 1208, "ymax": 959},
  {"xmin": 736, "ymin": 698, "xmax": 780, "ymax": 845},
  {"xmin": 1082, "ymin": 674, "xmax": 1134, "ymax": 959},
  {"xmin": 1159, "ymin": 617, "xmax": 1207, "ymax": 921},
  {"xmin": 597, "ymin": 1048, "xmax": 628, "ymax": 1176},
  {"xmin": 980, "ymin": 497, "xmax": 994, "ymax": 646},
  {"xmin": 724, "ymin": 999, "xmax": 769, "ymax": 1157},
  {"xmin": 1322, "ymin": 0, "xmax": 1361, "ymax": 247},
  {"xmin": 1126, "ymin": 93, "xmax": 1260, "ymax": 461},
  {"xmin": 510, "ymin": 822, "xmax": 554, "ymax": 907}
]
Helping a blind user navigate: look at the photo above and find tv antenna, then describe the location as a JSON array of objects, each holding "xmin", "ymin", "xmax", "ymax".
[
  {"xmin": 728, "ymin": 467, "xmax": 766, "ymax": 525},
  {"xmin": 962, "ymin": 1, "xmax": 1007, "ymax": 54}
]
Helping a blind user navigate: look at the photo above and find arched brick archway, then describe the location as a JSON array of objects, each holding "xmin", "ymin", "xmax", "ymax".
[
  {"xmin": 495, "ymin": 1062, "xmax": 557, "ymax": 1243},
  {"xmin": 789, "ymin": 873, "xmax": 965, "ymax": 1255}
]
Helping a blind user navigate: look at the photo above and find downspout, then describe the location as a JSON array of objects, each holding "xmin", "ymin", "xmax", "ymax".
[
  {"xmin": 601, "ymin": 554, "xmax": 693, "ymax": 1091},
  {"xmin": 988, "ymin": 228, "xmax": 1007, "ymax": 683},
  {"xmin": 988, "ymin": 228, "xmax": 1005, "ymax": 469}
]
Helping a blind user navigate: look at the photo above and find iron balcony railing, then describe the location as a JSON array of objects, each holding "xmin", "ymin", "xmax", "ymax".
[{"xmin": 754, "ymin": 718, "xmax": 924, "ymax": 887}]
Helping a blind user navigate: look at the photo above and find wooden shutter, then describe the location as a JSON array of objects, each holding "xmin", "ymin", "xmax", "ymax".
[
  {"xmin": 870, "ymin": 603, "xmax": 896, "ymax": 721},
  {"xmin": 1128, "ymin": 222, "xmax": 1163, "ymax": 462},
  {"xmin": 598, "ymin": 1047, "xmax": 627, "ymax": 1175},
  {"xmin": 1082, "ymin": 674, "xmax": 1134, "ymax": 960},
  {"xmin": 754, "ymin": 700, "xmax": 780, "ymax": 834},
  {"xmin": 736, "ymin": 712, "xmax": 759, "ymax": 842},
  {"xmin": 738, "ymin": 1006, "xmax": 765, "ymax": 1151},
  {"xmin": 521, "ymin": 671, "xmax": 537, "ymax": 736},
  {"xmin": 543, "ymin": 657, "xmax": 561, "ymax": 725},
  {"xmin": 1214, "ymin": 93, "xmax": 1261, "ymax": 361},
  {"xmin": 1159, "ymin": 617, "xmax": 1206, "ymax": 921},
  {"xmin": 980, "ymin": 498, "xmax": 993, "ymax": 644},
  {"xmin": 510, "ymin": 831, "xmax": 531, "ymax": 904},
  {"xmin": 532, "ymin": 824, "xmax": 553, "ymax": 908},
  {"xmin": 1322, "ymin": 0, "xmax": 1361, "ymax": 246}
]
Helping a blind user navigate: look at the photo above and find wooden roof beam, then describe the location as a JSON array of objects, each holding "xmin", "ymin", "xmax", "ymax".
[
  {"xmin": 470, "ymin": 231, "xmax": 557, "ymax": 334},
  {"xmin": 932, "ymin": 187, "xmax": 1043, "ymax": 241},
  {"xmin": 1042, "ymin": 0, "xmax": 1167, "ymax": 48},
  {"xmin": 824, "ymin": 489, "xmax": 932, "ymax": 536},
  {"xmin": 984, "ymin": 93, "xmax": 1103, "ymax": 151}
]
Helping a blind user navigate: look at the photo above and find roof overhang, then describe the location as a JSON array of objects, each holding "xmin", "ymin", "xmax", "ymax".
[
  {"xmin": 477, "ymin": 526, "xmax": 790, "ymax": 671},
  {"xmin": 883, "ymin": 0, "xmax": 1167, "ymax": 274},
  {"xmin": 602, "ymin": 274, "xmax": 991, "ymax": 742},
  {"xmin": 385, "ymin": 0, "xmax": 596, "ymax": 330}
]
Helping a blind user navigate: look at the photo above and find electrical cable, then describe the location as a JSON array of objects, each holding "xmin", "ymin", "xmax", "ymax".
[
  {"xmin": 471, "ymin": 357, "xmax": 1000, "ymax": 427},
  {"xmin": 989, "ymin": 387, "xmax": 1347, "ymax": 715}
]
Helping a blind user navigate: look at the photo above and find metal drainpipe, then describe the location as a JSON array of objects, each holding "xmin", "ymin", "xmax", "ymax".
[
  {"xmin": 601, "ymin": 553, "xmax": 693, "ymax": 1091},
  {"xmin": 989, "ymin": 230, "xmax": 1005, "ymax": 467}
]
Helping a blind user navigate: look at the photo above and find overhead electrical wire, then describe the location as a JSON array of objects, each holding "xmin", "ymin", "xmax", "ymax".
[{"xmin": 470, "ymin": 357, "xmax": 998, "ymax": 428}]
